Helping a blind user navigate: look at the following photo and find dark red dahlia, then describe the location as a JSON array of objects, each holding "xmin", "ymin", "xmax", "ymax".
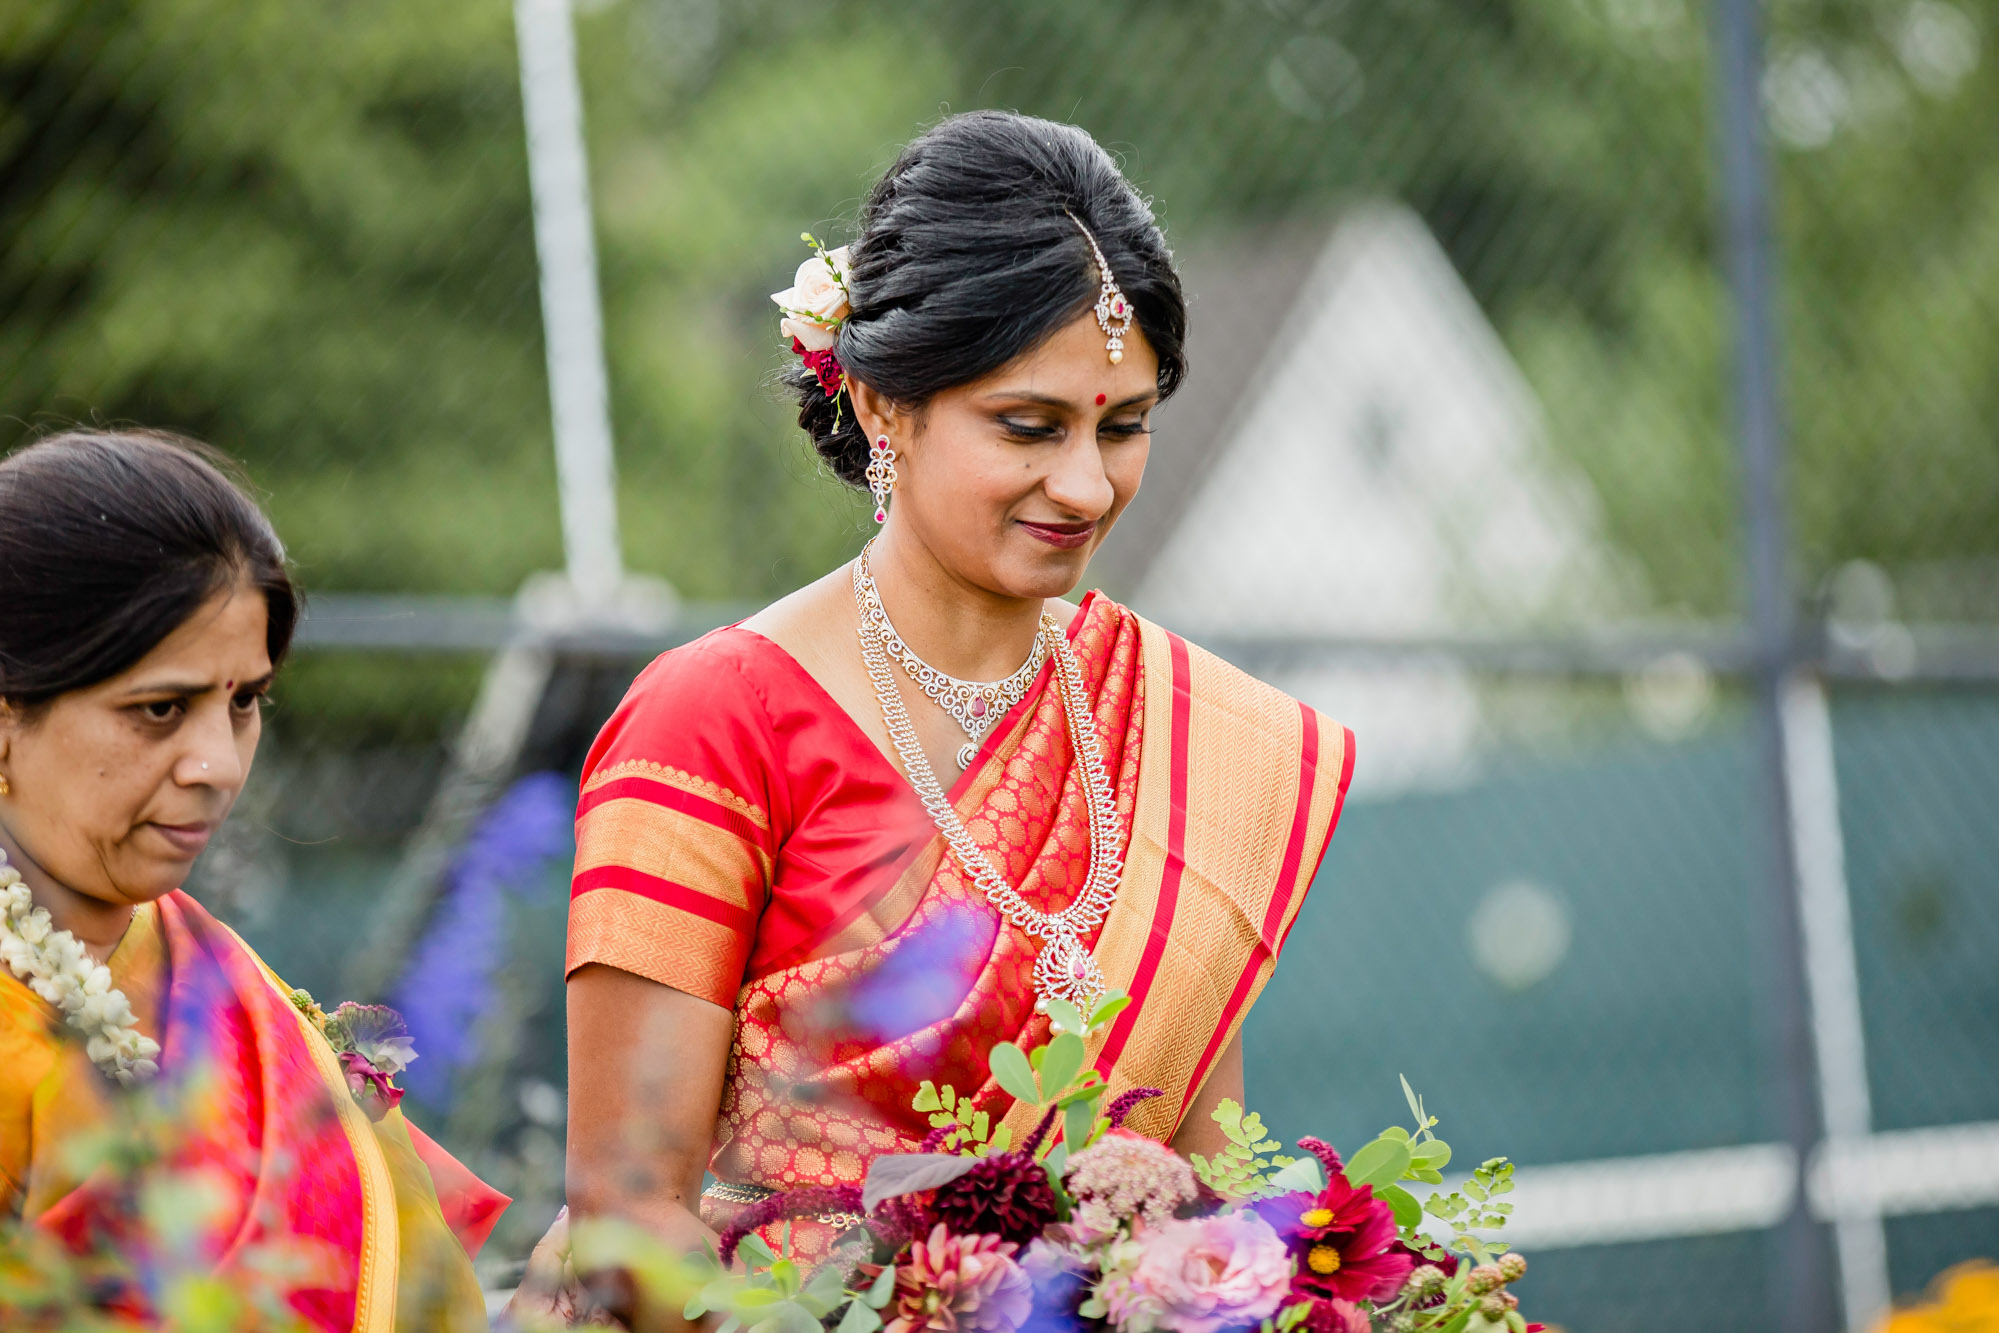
[
  {"xmin": 1253, "ymin": 1176, "xmax": 1414, "ymax": 1304},
  {"xmin": 929, "ymin": 1151, "xmax": 1059, "ymax": 1245}
]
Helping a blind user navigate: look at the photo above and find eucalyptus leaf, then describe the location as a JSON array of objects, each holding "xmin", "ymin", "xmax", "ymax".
[
  {"xmin": 839, "ymin": 1301, "xmax": 883, "ymax": 1333},
  {"xmin": 1088, "ymin": 992, "xmax": 1131, "ymax": 1028},
  {"xmin": 1379, "ymin": 1183, "xmax": 1423, "ymax": 1229},
  {"xmin": 1344, "ymin": 1137, "xmax": 1414, "ymax": 1190},
  {"xmin": 988, "ymin": 1042, "xmax": 1039, "ymax": 1104},
  {"xmin": 1042, "ymin": 998, "xmax": 1085, "ymax": 1035},
  {"xmin": 1063, "ymin": 1099, "xmax": 1096, "ymax": 1152},
  {"xmin": 1038, "ymin": 1033, "xmax": 1086, "ymax": 1097},
  {"xmin": 867, "ymin": 1261, "xmax": 898, "ymax": 1309},
  {"xmin": 1266, "ymin": 1154, "xmax": 1327, "ymax": 1194},
  {"xmin": 738, "ymin": 1235, "xmax": 778, "ymax": 1269},
  {"xmin": 862, "ymin": 1153, "xmax": 983, "ymax": 1212},
  {"xmin": 1412, "ymin": 1141, "xmax": 1453, "ymax": 1169}
]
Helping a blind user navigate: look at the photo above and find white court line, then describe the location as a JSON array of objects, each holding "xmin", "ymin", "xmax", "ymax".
[{"xmin": 1459, "ymin": 1120, "xmax": 1999, "ymax": 1252}]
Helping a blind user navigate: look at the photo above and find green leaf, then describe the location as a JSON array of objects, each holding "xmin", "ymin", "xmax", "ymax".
[
  {"xmin": 1064, "ymin": 1098, "xmax": 1096, "ymax": 1152},
  {"xmin": 867, "ymin": 1262, "xmax": 898, "ymax": 1309},
  {"xmin": 1089, "ymin": 993, "xmax": 1132, "ymax": 1029},
  {"xmin": 1382, "ymin": 1125, "xmax": 1411, "ymax": 1142},
  {"xmin": 1267, "ymin": 1154, "xmax": 1327, "ymax": 1194},
  {"xmin": 730, "ymin": 1288, "xmax": 785, "ymax": 1309},
  {"xmin": 912, "ymin": 1084, "xmax": 941, "ymax": 1113},
  {"xmin": 1379, "ymin": 1183, "xmax": 1423, "ymax": 1229},
  {"xmin": 686, "ymin": 1295, "xmax": 711, "ymax": 1319},
  {"xmin": 1400, "ymin": 1074, "xmax": 1424, "ymax": 1126},
  {"xmin": 1412, "ymin": 1141, "xmax": 1453, "ymax": 1169},
  {"xmin": 738, "ymin": 1235, "xmax": 778, "ymax": 1269},
  {"xmin": 1043, "ymin": 1142, "xmax": 1068, "ymax": 1177},
  {"xmin": 1464, "ymin": 1178, "xmax": 1489, "ymax": 1203},
  {"xmin": 768, "ymin": 1259, "xmax": 799, "ymax": 1296},
  {"xmin": 1029, "ymin": 1045, "xmax": 1046, "ymax": 1070},
  {"xmin": 989, "ymin": 1125, "xmax": 1013, "ymax": 1153},
  {"xmin": 1042, "ymin": 998, "xmax": 1085, "ymax": 1035},
  {"xmin": 1344, "ymin": 1137, "xmax": 1414, "ymax": 1190},
  {"xmin": 989, "ymin": 1042, "xmax": 1039, "ymax": 1104},
  {"xmin": 839, "ymin": 1301, "xmax": 883, "ymax": 1333},
  {"xmin": 1038, "ymin": 1033, "xmax": 1087, "ymax": 1098}
]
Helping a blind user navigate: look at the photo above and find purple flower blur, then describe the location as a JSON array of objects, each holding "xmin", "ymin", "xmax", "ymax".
[{"xmin": 389, "ymin": 771, "xmax": 575, "ymax": 1107}]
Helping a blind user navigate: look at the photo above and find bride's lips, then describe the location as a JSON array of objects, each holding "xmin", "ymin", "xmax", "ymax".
[
  {"xmin": 149, "ymin": 821, "xmax": 216, "ymax": 857},
  {"xmin": 1017, "ymin": 519, "xmax": 1098, "ymax": 550}
]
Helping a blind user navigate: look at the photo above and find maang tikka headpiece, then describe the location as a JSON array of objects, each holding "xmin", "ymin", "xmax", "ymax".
[{"xmin": 1066, "ymin": 212, "xmax": 1133, "ymax": 365}]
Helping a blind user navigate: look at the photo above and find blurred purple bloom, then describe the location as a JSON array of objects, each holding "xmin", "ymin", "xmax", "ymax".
[
  {"xmin": 840, "ymin": 905, "xmax": 991, "ymax": 1043},
  {"xmin": 390, "ymin": 771, "xmax": 575, "ymax": 1106}
]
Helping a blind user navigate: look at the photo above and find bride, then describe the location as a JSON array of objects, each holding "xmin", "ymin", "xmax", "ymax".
[{"xmin": 548, "ymin": 110, "xmax": 1354, "ymax": 1323}]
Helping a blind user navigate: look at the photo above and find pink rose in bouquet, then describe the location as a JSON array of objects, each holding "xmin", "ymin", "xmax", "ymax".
[
  {"xmin": 886, "ymin": 1224, "xmax": 1033, "ymax": 1333},
  {"xmin": 1098, "ymin": 1210, "xmax": 1293, "ymax": 1333}
]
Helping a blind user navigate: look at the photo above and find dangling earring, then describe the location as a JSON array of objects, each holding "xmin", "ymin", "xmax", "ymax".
[
  {"xmin": 865, "ymin": 435, "xmax": 897, "ymax": 524},
  {"xmin": 0, "ymin": 775, "xmax": 10, "ymax": 796}
]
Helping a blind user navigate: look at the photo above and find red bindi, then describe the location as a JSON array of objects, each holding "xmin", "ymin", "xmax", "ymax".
[{"xmin": 1095, "ymin": 393, "xmax": 1107, "ymax": 406}]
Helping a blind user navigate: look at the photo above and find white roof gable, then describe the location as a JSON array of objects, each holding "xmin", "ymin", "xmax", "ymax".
[{"xmin": 1132, "ymin": 203, "xmax": 1609, "ymax": 635}]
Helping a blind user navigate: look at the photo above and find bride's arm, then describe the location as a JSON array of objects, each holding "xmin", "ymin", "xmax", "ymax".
[
  {"xmin": 1169, "ymin": 1029, "xmax": 1246, "ymax": 1161},
  {"xmin": 565, "ymin": 962, "xmax": 736, "ymax": 1328}
]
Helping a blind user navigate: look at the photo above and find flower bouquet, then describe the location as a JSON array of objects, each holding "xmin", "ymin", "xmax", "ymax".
[{"xmin": 683, "ymin": 992, "xmax": 1542, "ymax": 1333}]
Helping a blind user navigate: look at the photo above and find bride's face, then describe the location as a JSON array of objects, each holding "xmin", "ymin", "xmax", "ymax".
[
  {"xmin": 0, "ymin": 582, "xmax": 272, "ymax": 909},
  {"xmin": 877, "ymin": 311, "xmax": 1160, "ymax": 600}
]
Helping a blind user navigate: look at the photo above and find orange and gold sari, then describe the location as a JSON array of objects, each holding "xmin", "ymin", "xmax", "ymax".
[
  {"xmin": 567, "ymin": 592, "xmax": 1351, "ymax": 1232},
  {"xmin": 0, "ymin": 890, "xmax": 505, "ymax": 1331}
]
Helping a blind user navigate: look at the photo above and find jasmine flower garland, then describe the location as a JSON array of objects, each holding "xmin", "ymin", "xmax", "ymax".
[{"xmin": 0, "ymin": 849, "xmax": 160, "ymax": 1086}]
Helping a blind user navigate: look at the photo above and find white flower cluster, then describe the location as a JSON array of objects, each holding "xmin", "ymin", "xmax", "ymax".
[{"xmin": 0, "ymin": 852, "xmax": 161, "ymax": 1086}]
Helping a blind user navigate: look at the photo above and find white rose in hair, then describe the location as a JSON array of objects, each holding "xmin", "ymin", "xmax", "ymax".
[{"xmin": 771, "ymin": 247, "xmax": 852, "ymax": 351}]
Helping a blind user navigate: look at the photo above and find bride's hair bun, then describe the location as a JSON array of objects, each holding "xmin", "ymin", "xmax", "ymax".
[{"xmin": 791, "ymin": 110, "xmax": 1188, "ymax": 487}]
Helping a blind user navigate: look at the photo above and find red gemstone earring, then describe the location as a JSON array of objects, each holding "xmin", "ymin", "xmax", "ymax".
[{"xmin": 865, "ymin": 435, "xmax": 897, "ymax": 523}]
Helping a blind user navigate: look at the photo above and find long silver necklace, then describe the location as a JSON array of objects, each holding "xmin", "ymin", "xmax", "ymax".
[
  {"xmin": 852, "ymin": 558, "xmax": 1125, "ymax": 1007},
  {"xmin": 854, "ymin": 541, "xmax": 1048, "ymax": 769}
]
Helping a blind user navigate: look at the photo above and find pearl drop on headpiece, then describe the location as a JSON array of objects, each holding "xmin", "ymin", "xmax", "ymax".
[{"xmin": 1066, "ymin": 212, "xmax": 1134, "ymax": 366}]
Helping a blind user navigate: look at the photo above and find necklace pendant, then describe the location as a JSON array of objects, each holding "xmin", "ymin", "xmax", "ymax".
[
  {"xmin": 1034, "ymin": 932, "xmax": 1105, "ymax": 1008},
  {"xmin": 956, "ymin": 742, "xmax": 978, "ymax": 770}
]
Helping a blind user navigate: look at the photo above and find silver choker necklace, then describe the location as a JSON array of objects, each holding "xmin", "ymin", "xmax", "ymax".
[{"xmin": 853, "ymin": 542, "xmax": 1049, "ymax": 769}]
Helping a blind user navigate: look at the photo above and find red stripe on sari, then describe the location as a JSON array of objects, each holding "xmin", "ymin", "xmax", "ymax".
[
  {"xmin": 1278, "ymin": 724, "xmax": 1356, "ymax": 957},
  {"xmin": 1182, "ymin": 702, "xmax": 1322, "ymax": 1111},
  {"xmin": 570, "ymin": 865, "xmax": 757, "ymax": 930},
  {"xmin": 1096, "ymin": 629, "xmax": 1194, "ymax": 1074},
  {"xmin": 577, "ymin": 773, "xmax": 769, "ymax": 845}
]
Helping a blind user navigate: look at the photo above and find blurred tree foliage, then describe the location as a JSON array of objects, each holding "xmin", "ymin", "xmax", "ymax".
[{"xmin": 3, "ymin": 0, "xmax": 1996, "ymax": 625}]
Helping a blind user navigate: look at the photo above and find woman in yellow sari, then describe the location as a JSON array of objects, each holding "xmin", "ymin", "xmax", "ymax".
[
  {"xmin": 0, "ymin": 430, "xmax": 504, "ymax": 1330},
  {"xmin": 540, "ymin": 112, "xmax": 1352, "ymax": 1325}
]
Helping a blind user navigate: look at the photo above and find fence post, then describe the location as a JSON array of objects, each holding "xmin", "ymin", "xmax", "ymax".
[
  {"xmin": 1711, "ymin": 0, "xmax": 1836, "ymax": 1326},
  {"xmin": 515, "ymin": 0, "xmax": 623, "ymax": 603}
]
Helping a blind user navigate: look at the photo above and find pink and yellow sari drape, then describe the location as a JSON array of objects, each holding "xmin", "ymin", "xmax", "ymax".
[
  {"xmin": 565, "ymin": 592, "xmax": 1351, "ymax": 1231},
  {"xmin": 0, "ymin": 891, "xmax": 504, "ymax": 1332}
]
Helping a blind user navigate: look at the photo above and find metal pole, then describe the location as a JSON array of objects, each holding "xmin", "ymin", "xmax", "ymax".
[
  {"xmin": 1712, "ymin": 0, "xmax": 1834, "ymax": 1325},
  {"xmin": 515, "ymin": 0, "xmax": 623, "ymax": 603}
]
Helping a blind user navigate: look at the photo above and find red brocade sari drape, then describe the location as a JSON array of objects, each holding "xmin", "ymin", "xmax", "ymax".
[
  {"xmin": 0, "ymin": 891, "xmax": 505, "ymax": 1332},
  {"xmin": 566, "ymin": 592, "xmax": 1352, "ymax": 1230}
]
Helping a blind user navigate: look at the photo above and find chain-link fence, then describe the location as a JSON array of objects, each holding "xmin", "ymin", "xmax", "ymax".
[{"xmin": 5, "ymin": 0, "xmax": 1998, "ymax": 1328}]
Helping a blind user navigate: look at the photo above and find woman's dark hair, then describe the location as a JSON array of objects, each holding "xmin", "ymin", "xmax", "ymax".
[
  {"xmin": 0, "ymin": 429, "xmax": 298, "ymax": 709},
  {"xmin": 793, "ymin": 110, "xmax": 1189, "ymax": 486}
]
